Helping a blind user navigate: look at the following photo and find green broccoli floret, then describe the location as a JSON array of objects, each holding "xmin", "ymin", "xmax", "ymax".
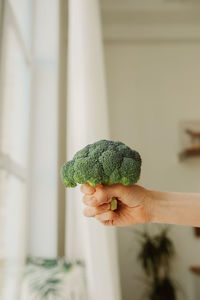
[{"xmin": 61, "ymin": 140, "xmax": 142, "ymax": 211}]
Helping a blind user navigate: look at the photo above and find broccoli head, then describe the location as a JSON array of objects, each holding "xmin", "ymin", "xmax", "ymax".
[{"xmin": 61, "ymin": 140, "xmax": 142, "ymax": 210}]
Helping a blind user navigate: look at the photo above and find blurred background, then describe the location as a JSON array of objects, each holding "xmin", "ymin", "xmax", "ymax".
[{"xmin": 1, "ymin": 0, "xmax": 200, "ymax": 299}]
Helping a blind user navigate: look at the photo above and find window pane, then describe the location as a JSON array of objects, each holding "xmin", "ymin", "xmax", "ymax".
[
  {"xmin": 0, "ymin": 170, "xmax": 26, "ymax": 299},
  {"xmin": 1, "ymin": 23, "xmax": 30, "ymax": 168},
  {"xmin": 9, "ymin": 0, "xmax": 32, "ymax": 46}
]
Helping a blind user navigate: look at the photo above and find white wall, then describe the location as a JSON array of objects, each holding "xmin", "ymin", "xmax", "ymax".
[{"xmin": 104, "ymin": 42, "xmax": 200, "ymax": 300}]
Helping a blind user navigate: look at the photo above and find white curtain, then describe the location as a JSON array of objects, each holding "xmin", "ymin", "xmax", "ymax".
[
  {"xmin": 28, "ymin": 0, "xmax": 59, "ymax": 258},
  {"xmin": 67, "ymin": 1, "xmax": 122, "ymax": 300}
]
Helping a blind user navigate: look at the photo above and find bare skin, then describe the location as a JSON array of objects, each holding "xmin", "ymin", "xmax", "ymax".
[{"xmin": 81, "ymin": 183, "xmax": 200, "ymax": 227}]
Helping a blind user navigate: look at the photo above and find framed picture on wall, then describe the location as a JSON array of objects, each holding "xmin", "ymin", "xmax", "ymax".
[
  {"xmin": 179, "ymin": 120, "xmax": 200, "ymax": 161},
  {"xmin": 179, "ymin": 121, "xmax": 200, "ymax": 236}
]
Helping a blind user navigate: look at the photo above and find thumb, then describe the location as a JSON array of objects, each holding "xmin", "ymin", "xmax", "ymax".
[
  {"xmin": 104, "ymin": 184, "xmax": 137, "ymax": 207},
  {"xmin": 103, "ymin": 184, "xmax": 125, "ymax": 202},
  {"xmin": 94, "ymin": 184, "xmax": 124, "ymax": 205}
]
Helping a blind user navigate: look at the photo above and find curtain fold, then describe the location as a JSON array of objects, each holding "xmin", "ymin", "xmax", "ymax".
[
  {"xmin": 66, "ymin": 0, "xmax": 122, "ymax": 300},
  {"xmin": 28, "ymin": 0, "xmax": 59, "ymax": 258}
]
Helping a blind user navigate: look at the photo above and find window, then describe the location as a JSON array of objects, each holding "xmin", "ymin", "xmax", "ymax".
[{"xmin": 0, "ymin": 0, "xmax": 32, "ymax": 298}]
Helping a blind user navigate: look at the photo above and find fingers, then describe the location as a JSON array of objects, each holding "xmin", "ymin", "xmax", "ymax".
[
  {"xmin": 82, "ymin": 194, "xmax": 98, "ymax": 206},
  {"xmin": 95, "ymin": 211, "xmax": 116, "ymax": 223},
  {"xmin": 80, "ymin": 183, "xmax": 96, "ymax": 195},
  {"xmin": 102, "ymin": 220, "xmax": 114, "ymax": 226},
  {"xmin": 81, "ymin": 184, "xmax": 124, "ymax": 227},
  {"xmin": 82, "ymin": 185, "xmax": 110, "ymax": 206},
  {"xmin": 83, "ymin": 203, "xmax": 110, "ymax": 217},
  {"xmin": 94, "ymin": 184, "xmax": 110, "ymax": 204},
  {"xmin": 81, "ymin": 184, "xmax": 125, "ymax": 207},
  {"xmin": 83, "ymin": 204, "xmax": 116, "ymax": 226}
]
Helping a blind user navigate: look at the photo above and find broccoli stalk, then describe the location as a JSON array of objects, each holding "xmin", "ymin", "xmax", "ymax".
[
  {"xmin": 87, "ymin": 181, "xmax": 118, "ymax": 210},
  {"xmin": 61, "ymin": 140, "xmax": 142, "ymax": 211},
  {"xmin": 110, "ymin": 198, "xmax": 118, "ymax": 211}
]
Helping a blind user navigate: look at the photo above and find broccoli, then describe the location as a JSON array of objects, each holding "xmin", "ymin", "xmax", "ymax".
[{"xmin": 61, "ymin": 140, "xmax": 142, "ymax": 211}]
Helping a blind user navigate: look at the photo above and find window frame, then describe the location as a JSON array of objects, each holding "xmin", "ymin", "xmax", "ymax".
[
  {"xmin": 0, "ymin": 0, "xmax": 33, "ymax": 297},
  {"xmin": 0, "ymin": 0, "xmax": 33, "ymax": 180},
  {"xmin": 0, "ymin": 0, "xmax": 65, "ymax": 263}
]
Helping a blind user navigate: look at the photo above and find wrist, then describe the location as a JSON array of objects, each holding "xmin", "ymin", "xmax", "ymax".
[
  {"xmin": 144, "ymin": 189, "xmax": 200, "ymax": 226},
  {"xmin": 147, "ymin": 190, "xmax": 176, "ymax": 224},
  {"xmin": 144, "ymin": 189, "xmax": 157, "ymax": 223},
  {"xmin": 146, "ymin": 190, "xmax": 159, "ymax": 223}
]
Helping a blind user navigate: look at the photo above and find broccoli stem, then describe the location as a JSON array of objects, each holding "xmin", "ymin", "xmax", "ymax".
[
  {"xmin": 87, "ymin": 182, "xmax": 118, "ymax": 211},
  {"xmin": 87, "ymin": 182, "xmax": 96, "ymax": 188},
  {"xmin": 110, "ymin": 198, "xmax": 118, "ymax": 211}
]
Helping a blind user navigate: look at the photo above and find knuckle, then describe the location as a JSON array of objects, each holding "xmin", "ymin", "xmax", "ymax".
[
  {"xmin": 87, "ymin": 185, "xmax": 96, "ymax": 195},
  {"xmin": 95, "ymin": 189, "xmax": 108, "ymax": 204},
  {"xmin": 80, "ymin": 183, "xmax": 94, "ymax": 195},
  {"xmin": 104, "ymin": 220, "xmax": 113, "ymax": 226},
  {"xmin": 82, "ymin": 195, "xmax": 89, "ymax": 205},
  {"xmin": 82, "ymin": 194, "xmax": 97, "ymax": 206},
  {"xmin": 95, "ymin": 204, "xmax": 109, "ymax": 215},
  {"xmin": 95, "ymin": 211, "xmax": 113, "ymax": 222},
  {"xmin": 102, "ymin": 221, "xmax": 108, "ymax": 226}
]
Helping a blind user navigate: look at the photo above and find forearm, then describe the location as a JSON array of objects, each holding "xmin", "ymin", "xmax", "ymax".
[{"xmin": 149, "ymin": 190, "xmax": 200, "ymax": 227}]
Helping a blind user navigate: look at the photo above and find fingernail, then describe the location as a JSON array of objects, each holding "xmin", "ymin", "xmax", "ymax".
[
  {"xmin": 88, "ymin": 187, "xmax": 96, "ymax": 195},
  {"xmin": 103, "ymin": 204, "xmax": 110, "ymax": 210}
]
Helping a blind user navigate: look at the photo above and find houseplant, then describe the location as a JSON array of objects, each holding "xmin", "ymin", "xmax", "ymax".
[
  {"xmin": 21, "ymin": 257, "xmax": 87, "ymax": 300},
  {"xmin": 137, "ymin": 227, "xmax": 177, "ymax": 300}
]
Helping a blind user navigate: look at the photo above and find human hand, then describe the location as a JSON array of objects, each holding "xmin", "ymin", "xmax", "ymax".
[{"xmin": 81, "ymin": 183, "xmax": 152, "ymax": 226}]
